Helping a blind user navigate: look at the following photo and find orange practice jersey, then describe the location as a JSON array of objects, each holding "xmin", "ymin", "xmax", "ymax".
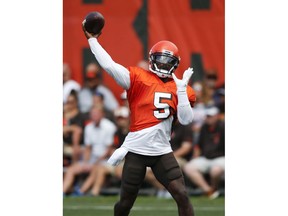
[{"xmin": 127, "ymin": 67, "xmax": 196, "ymax": 132}]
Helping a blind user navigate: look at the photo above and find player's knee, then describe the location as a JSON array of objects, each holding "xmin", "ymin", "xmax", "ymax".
[
  {"xmin": 177, "ymin": 186, "xmax": 188, "ymax": 197},
  {"xmin": 123, "ymin": 180, "xmax": 139, "ymax": 194},
  {"xmin": 174, "ymin": 188, "xmax": 190, "ymax": 204},
  {"xmin": 169, "ymin": 180, "xmax": 189, "ymax": 202}
]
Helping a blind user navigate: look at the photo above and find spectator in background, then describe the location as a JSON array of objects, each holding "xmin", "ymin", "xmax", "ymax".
[
  {"xmin": 92, "ymin": 91, "xmax": 115, "ymax": 122},
  {"xmin": 170, "ymin": 122, "xmax": 194, "ymax": 169},
  {"xmin": 78, "ymin": 62, "xmax": 119, "ymax": 114},
  {"xmin": 112, "ymin": 106, "xmax": 130, "ymax": 153},
  {"xmin": 203, "ymin": 69, "xmax": 225, "ymax": 112},
  {"xmin": 190, "ymin": 81, "xmax": 207, "ymax": 144},
  {"xmin": 63, "ymin": 105, "xmax": 117, "ymax": 195},
  {"xmin": 214, "ymin": 88, "xmax": 225, "ymax": 121},
  {"xmin": 202, "ymin": 69, "xmax": 218, "ymax": 106},
  {"xmin": 73, "ymin": 106, "xmax": 130, "ymax": 196},
  {"xmin": 63, "ymin": 63, "xmax": 81, "ymax": 104},
  {"xmin": 204, "ymin": 69, "xmax": 218, "ymax": 89},
  {"xmin": 110, "ymin": 106, "xmax": 130, "ymax": 178},
  {"xmin": 183, "ymin": 106, "xmax": 225, "ymax": 199},
  {"xmin": 63, "ymin": 90, "xmax": 85, "ymax": 166},
  {"xmin": 192, "ymin": 71, "xmax": 225, "ymax": 142}
]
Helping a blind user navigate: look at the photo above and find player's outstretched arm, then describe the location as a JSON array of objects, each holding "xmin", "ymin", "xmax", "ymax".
[
  {"xmin": 172, "ymin": 68, "xmax": 194, "ymax": 125},
  {"xmin": 82, "ymin": 22, "xmax": 130, "ymax": 90}
]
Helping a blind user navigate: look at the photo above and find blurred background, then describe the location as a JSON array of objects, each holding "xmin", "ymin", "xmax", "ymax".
[{"xmin": 63, "ymin": 0, "xmax": 225, "ymax": 215}]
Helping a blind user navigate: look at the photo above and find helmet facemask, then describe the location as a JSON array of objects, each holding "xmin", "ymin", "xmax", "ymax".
[{"xmin": 149, "ymin": 52, "xmax": 180, "ymax": 78}]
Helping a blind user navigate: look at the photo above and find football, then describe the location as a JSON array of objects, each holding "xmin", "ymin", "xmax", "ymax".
[{"xmin": 83, "ymin": 11, "xmax": 105, "ymax": 35}]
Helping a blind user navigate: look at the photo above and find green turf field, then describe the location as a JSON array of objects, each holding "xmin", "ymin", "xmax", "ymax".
[{"xmin": 63, "ymin": 195, "xmax": 224, "ymax": 216}]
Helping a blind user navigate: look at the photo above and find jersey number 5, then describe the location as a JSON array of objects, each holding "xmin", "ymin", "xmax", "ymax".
[{"xmin": 154, "ymin": 92, "xmax": 172, "ymax": 119}]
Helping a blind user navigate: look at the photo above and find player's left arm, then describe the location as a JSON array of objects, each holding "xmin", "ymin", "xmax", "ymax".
[{"xmin": 172, "ymin": 67, "xmax": 195, "ymax": 125}]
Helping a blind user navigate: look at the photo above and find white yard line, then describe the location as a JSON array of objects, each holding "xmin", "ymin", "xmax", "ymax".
[{"xmin": 63, "ymin": 205, "xmax": 224, "ymax": 211}]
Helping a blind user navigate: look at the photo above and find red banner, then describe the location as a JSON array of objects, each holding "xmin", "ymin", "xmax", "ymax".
[{"xmin": 63, "ymin": 0, "xmax": 224, "ymax": 102}]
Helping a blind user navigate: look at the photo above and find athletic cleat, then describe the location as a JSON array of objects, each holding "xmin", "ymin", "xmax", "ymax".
[{"xmin": 208, "ymin": 190, "xmax": 220, "ymax": 200}]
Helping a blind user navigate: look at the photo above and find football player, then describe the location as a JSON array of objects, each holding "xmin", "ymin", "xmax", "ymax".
[{"xmin": 82, "ymin": 23, "xmax": 196, "ymax": 216}]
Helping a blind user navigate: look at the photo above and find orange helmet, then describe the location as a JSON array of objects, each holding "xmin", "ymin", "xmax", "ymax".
[{"xmin": 148, "ymin": 40, "xmax": 180, "ymax": 78}]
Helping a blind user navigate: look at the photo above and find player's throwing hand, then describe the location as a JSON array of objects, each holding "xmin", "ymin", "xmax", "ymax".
[{"xmin": 82, "ymin": 20, "xmax": 101, "ymax": 39}]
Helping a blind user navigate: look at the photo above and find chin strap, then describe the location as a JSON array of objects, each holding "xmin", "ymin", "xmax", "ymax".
[{"xmin": 150, "ymin": 64, "xmax": 174, "ymax": 78}]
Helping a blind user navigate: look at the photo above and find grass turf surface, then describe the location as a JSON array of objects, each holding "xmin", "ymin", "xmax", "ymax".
[{"xmin": 63, "ymin": 195, "xmax": 224, "ymax": 216}]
